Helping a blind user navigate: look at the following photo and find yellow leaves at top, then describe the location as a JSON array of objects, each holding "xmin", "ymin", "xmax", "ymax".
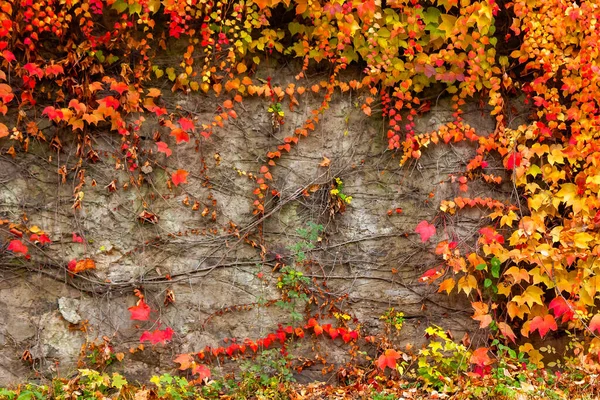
[
  {"xmin": 253, "ymin": 0, "xmax": 282, "ymax": 10},
  {"xmin": 438, "ymin": 14, "xmax": 457, "ymax": 39}
]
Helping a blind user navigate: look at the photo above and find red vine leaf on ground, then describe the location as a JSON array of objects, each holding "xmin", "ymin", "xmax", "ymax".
[
  {"xmin": 415, "ymin": 220, "xmax": 436, "ymax": 242},
  {"xmin": 376, "ymin": 349, "xmax": 401, "ymax": 370},
  {"xmin": 128, "ymin": 299, "xmax": 152, "ymax": 321},
  {"xmin": 174, "ymin": 353, "xmax": 194, "ymax": 370},
  {"xmin": 192, "ymin": 364, "xmax": 211, "ymax": 380}
]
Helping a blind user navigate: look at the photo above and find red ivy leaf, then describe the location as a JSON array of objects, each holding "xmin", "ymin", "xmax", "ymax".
[
  {"xmin": 170, "ymin": 128, "xmax": 190, "ymax": 144},
  {"xmin": 376, "ymin": 349, "xmax": 401, "ymax": 370},
  {"xmin": 415, "ymin": 220, "xmax": 436, "ymax": 242},
  {"xmin": 171, "ymin": 169, "xmax": 189, "ymax": 186},
  {"xmin": 156, "ymin": 141, "xmax": 172, "ymax": 157},
  {"xmin": 589, "ymin": 314, "xmax": 600, "ymax": 334},
  {"xmin": 38, "ymin": 234, "xmax": 51, "ymax": 244},
  {"xmin": 529, "ymin": 314, "xmax": 558, "ymax": 338},
  {"xmin": 128, "ymin": 299, "xmax": 151, "ymax": 321},
  {"xmin": 192, "ymin": 364, "xmax": 211, "ymax": 380},
  {"xmin": 548, "ymin": 297, "xmax": 575, "ymax": 323},
  {"xmin": 7, "ymin": 239, "xmax": 28, "ymax": 254},
  {"xmin": 470, "ymin": 347, "xmax": 492, "ymax": 368},
  {"xmin": 72, "ymin": 233, "xmax": 84, "ymax": 243},
  {"xmin": 506, "ymin": 152, "xmax": 522, "ymax": 170},
  {"xmin": 479, "ymin": 227, "xmax": 504, "ymax": 244},
  {"xmin": 178, "ymin": 117, "xmax": 195, "ymax": 131},
  {"xmin": 140, "ymin": 327, "xmax": 174, "ymax": 345}
]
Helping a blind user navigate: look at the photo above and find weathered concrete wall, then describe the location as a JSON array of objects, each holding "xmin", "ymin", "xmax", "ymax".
[{"xmin": 0, "ymin": 70, "xmax": 508, "ymax": 385}]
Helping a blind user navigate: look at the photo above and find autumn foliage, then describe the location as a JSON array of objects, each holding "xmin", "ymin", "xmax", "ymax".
[{"xmin": 3, "ymin": 0, "xmax": 600, "ymax": 396}]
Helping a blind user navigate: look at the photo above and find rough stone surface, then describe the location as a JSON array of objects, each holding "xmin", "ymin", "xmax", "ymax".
[{"xmin": 0, "ymin": 75, "xmax": 516, "ymax": 386}]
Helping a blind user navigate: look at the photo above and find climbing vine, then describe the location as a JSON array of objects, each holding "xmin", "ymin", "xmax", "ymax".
[{"xmin": 3, "ymin": 0, "xmax": 600, "ymax": 397}]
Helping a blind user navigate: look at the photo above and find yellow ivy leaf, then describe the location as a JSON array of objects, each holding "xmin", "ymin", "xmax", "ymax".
[{"xmin": 573, "ymin": 232, "xmax": 594, "ymax": 249}]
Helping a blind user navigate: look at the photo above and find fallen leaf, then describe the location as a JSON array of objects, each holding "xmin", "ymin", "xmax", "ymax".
[{"xmin": 376, "ymin": 349, "xmax": 401, "ymax": 370}]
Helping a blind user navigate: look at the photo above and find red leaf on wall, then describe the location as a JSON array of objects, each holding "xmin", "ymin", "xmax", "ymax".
[
  {"xmin": 170, "ymin": 128, "xmax": 190, "ymax": 144},
  {"xmin": 171, "ymin": 169, "xmax": 189, "ymax": 186},
  {"xmin": 156, "ymin": 141, "xmax": 172, "ymax": 157},
  {"xmin": 128, "ymin": 299, "xmax": 151, "ymax": 321},
  {"xmin": 140, "ymin": 327, "xmax": 174, "ymax": 345},
  {"xmin": 178, "ymin": 117, "xmax": 195, "ymax": 131},
  {"xmin": 529, "ymin": 314, "xmax": 558, "ymax": 338},
  {"xmin": 7, "ymin": 239, "xmax": 28, "ymax": 254},
  {"xmin": 72, "ymin": 233, "xmax": 84, "ymax": 243},
  {"xmin": 548, "ymin": 297, "xmax": 574, "ymax": 323},
  {"xmin": 415, "ymin": 220, "xmax": 436, "ymax": 242},
  {"xmin": 589, "ymin": 314, "xmax": 600, "ymax": 334}
]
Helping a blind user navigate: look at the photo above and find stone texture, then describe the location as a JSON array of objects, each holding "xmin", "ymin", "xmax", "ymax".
[{"xmin": 0, "ymin": 76, "xmax": 517, "ymax": 386}]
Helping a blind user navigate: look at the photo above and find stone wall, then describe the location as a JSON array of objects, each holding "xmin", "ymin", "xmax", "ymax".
[{"xmin": 0, "ymin": 69, "xmax": 509, "ymax": 385}]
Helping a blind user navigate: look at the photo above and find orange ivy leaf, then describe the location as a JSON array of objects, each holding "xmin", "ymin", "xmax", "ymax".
[
  {"xmin": 170, "ymin": 128, "xmax": 190, "ymax": 144},
  {"xmin": 376, "ymin": 349, "xmax": 401, "ymax": 370},
  {"xmin": 172, "ymin": 169, "xmax": 189, "ymax": 186},
  {"xmin": 174, "ymin": 353, "xmax": 194, "ymax": 370},
  {"xmin": 497, "ymin": 322, "xmax": 516, "ymax": 343},
  {"xmin": 68, "ymin": 258, "xmax": 96, "ymax": 274},
  {"xmin": 529, "ymin": 314, "xmax": 558, "ymax": 338},
  {"xmin": 470, "ymin": 347, "xmax": 492, "ymax": 368}
]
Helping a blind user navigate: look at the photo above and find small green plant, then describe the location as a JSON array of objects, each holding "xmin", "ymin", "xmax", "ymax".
[
  {"xmin": 330, "ymin": 177, "xmax": 352, "ymax": 205},
  {"xmin": 276, "ymin": 265, "xmax": 310, "ymax": 322},
  {"xmin": 371, "ymin": 391, "xmax": 398, "ymax": 400},
  {"xmin": 268, "ymin": 102, "xmax": 285, "ymax": 129},
  {"xmin": 275, "ymin": 222, "xmax": 323, "ymax": 321},
  {"xmin": 231, "ymin": 349, "xmax": 295, "ymax": 399},
  {"xmin": 380, "ymin": 308, "xmax": 405, "ymax": 333},
  {"xmin": 151, "ymin": 373, "xmax": 198, "ymax": 400}
]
